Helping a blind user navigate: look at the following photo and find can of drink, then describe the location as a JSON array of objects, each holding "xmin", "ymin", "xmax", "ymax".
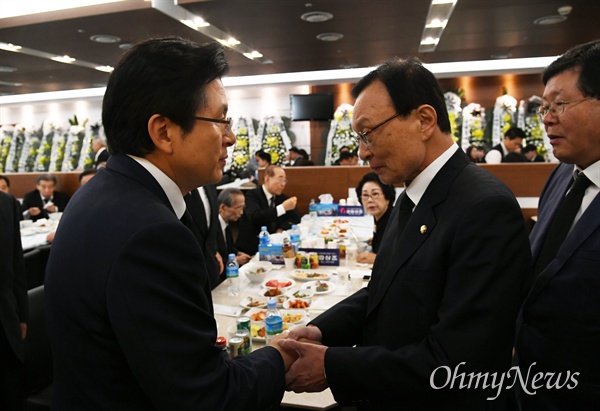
[
  {"xmin": 300, "ymin": 252, "xmax": 311, "ymax": 269},
  {"xmin": 228, "ymin": 336, "xmax": 244, "ymax": 359},
  {"xmin": 235, "ymin": 329, "xmax": 252, "ymax": 355},
  {"xmin": 309, "ymin": 252, "xmax": 319, "ymax": 269},
  {"xmin": 236, "ymin": 316, "xmax": 251, "ymax": 333},
  {"xmin": 295, "ymin": 252, "xmax": 302, "ymax": 268}
]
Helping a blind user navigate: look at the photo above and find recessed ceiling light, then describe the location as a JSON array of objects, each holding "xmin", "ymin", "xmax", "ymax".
[
  {"xmin": 316, "ymin": 33, "xmax": 343, "ymax": 42},
  {"xmin": 90, "ymin": 34, "xmax": 121, "ymax": 44},
  {"xmin": 119, "ymin": 43, "xmax": 134, "ymax": 50},
  {"xmin": 491, "ymin": 52, "xmax": 512, "ymax": 59},
  {"xmin": 534, "ymin": 15, "xmax": 567, "ymax": 25},
  {"xmin": 301, "ymin": 11, "xmax": 333, "ymax": 23}
]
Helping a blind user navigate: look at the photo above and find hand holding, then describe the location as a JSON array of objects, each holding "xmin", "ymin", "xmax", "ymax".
[
  {"xmin": 268, "ymin": 331, "xmax": 298, "ymax": 370},
  {"xmin": 287, "ymin": 325, "xmax": 322, "ymax": 343},
  {"xmin": 278, "ymin": 339, "xmax": 329, "ymax": 393}
]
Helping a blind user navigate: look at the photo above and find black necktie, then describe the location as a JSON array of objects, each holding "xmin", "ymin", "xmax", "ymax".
[
  {"xmin": 225, "ymin": 225, "xmax": 234, "ymax": 253},
  {"xmin": 397, "ymin": 191, "xmax": 415, "ymax": 235},
  {"xmin": 269, "ymin": 197, "xmax": 276, "ymax": 209},
  {"xmin": 534, "ymin": 172, "xmax": 591, "ymax": 275}
]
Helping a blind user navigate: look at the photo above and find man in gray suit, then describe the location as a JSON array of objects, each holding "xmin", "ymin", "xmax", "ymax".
[
  {"xmin": 515, "ymin": 40, "xmax": 600, "ymax": 410},
  {"xmin": 0, "ymin": 191, "xmax": 28, "ymax": 410}
]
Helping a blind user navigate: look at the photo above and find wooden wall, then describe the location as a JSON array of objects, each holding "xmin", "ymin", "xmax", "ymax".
[{"xmin": 6, "ymin": 172, "xmax": 81, "ymax": 199}]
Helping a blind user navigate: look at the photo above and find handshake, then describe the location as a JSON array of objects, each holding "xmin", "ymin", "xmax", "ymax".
[{"xmin": 267, "ymin": 325, "xmax": 329, "ymax": 393}]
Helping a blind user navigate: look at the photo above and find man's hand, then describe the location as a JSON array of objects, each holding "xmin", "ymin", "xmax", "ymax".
[
  {"xmin": 287, "ymin": 325, "xmax": 323, "ymax": 343},
  {"xmin": 20, "ymin": 322, "xmax": 27, "ymax": 340},
  {"xmin": 215, "ymin": 252, "xmax": 224, "ymax": 274},
  {"xmin": 44, "ymin": 202, "xmax": 57, "ymax": 213},
  {"xmin": 267, "ymin": 331, "xmax": 298, "ymax": 370},
  {"xmin": 282, "ymin": 196, "xmax": 298, "ymax": 212},
  {"xmin": 29, "ymin": 207, "xmax": 41, "ymax": 216},
  {"xmin": 236, "ymin": 252, "xmax": 251, "ymax": 265},
  {"xmin": 278, "ymin": 339, "xmax": 329, "ymax": 393}
]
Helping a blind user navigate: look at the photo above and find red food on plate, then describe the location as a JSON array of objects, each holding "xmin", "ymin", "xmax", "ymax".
[{"xmin": 265, "ymin": 279, "xmax": 292, "ymax": 288}]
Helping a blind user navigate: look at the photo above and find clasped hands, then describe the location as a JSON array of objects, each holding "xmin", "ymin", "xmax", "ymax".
[{"xmin": 268, "ymin": 325, "xmax": 329, "ymax": 393}]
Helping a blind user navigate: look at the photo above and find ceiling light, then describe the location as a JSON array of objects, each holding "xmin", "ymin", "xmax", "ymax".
[
  {"xmin": 300, "ymin": 11, "xmax": 333, "ymax": 23},
  {"xmin": 151, "ymin": 0, "xmax": 272, "ymax": 65},
  {"xmin": 95, "ymin": 65, "xmax": 114, "ymax": 73},
  {"xmin": 243, "ymin": 51, "xmax": 263, "ymax": 60},
  {"xmin": 90, "ymin": 34, "xmax": 121, "ymax": 44},
  {"xmin": 0, "ymin": 80, "xmax": 23, "ymax": 87},
  {"xmin": 316, "ymin": 33, "xmax": 344, "ymax": 42},
  {"xmin": 0, "ymin": 0, "xmax": 125, "ymax": 19},
  {"xmin": 533, "ymin": 15, "xmax": 567, "ymax": 25},
  {"xmin": 0, "ymin": 42, "xmax": 22, "ymax": 52},
  {"xmin": 0, "ymin": 65, "xmax": 18, "ymax": 73},
  {"xmin": 419, "ymin": 0, "xmax": 458, "ymax": 53},
  {"xmin": 52, "ymin": 55, "xmax": 77, "ymax": 64}
]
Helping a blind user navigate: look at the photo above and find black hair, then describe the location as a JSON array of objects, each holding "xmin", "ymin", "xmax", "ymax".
[
  {"xmin": 102, "ymin": 37, "xmax": 229, "ymax": 156},
  {"xmin": 0, "ymin": 174, "xmax": 9, "ymax": 187},
  {"xmin": 505, "ymin": 127, "xmax": 526, "ymax": 140},
  {"xmin": 36, "ymin": 174, "xmax": 57, "ymax": 185},
  {"xmin": 355, "ymin": 172, "xmax": 396, "ymax": 205},
  {"xmin": 542, "ymin": 40, "xmax": 600, "ymax": 99},
  {"xmin": 352, "ymin": 57, "xmax": 451, "ymax": 133},
  {"xmin": 256, "ymin": 150, "xmax": 272, "ymax": 164}
]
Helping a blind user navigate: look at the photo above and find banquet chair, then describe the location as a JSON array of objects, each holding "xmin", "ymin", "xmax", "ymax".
[{"xmin": 24, "ymin": 285, "xmax": 53, "ymax": 411}]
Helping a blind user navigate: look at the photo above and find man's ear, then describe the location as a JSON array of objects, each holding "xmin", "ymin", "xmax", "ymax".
[
  {"xmin": 416, "ymin": 104, "xmax": 437, "ymax": 140},
  {"xmin": 147, "ymin": 114, "xmax": 174, "ymax": 155}
]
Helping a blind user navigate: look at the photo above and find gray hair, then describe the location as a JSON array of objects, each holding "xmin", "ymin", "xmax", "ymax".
[{"xmin": 217, "ymin": 188, "xmax": 244, "ymax": 207}]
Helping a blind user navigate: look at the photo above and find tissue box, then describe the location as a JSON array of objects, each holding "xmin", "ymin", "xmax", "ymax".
[
  {"xmin": 337, "ymin": 205, "xmax": 365, "ymax": 216},
  {"xmin": 313, "ymin": 203, "xmax": 337, "ymax": 216},
  {"xmin": 258, "ymin": 244, "xmax": 284, "ymax": 265}
]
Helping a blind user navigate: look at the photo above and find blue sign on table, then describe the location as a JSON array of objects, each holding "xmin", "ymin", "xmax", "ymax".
[{"xmin": 298, "ymin": 248, "xmax": 340, "ymax": 266}]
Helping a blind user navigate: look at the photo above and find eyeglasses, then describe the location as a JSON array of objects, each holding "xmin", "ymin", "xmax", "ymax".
[
  {"xmin": 194, "ymin": 116, "xmax": 232, "ymax": 134},
  {"xmin": 361, "ymin": 191, "xmax": 381, "ymax": 201},
  {"xmin": 537, "ymin": 98, "xmax": 594, "ymax": 121},
  {"xmin": 355, "ymin": 113, "xmax": 400, "ymax": 146}
]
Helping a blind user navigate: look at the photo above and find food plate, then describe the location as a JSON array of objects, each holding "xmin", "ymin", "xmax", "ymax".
[
  {"xmin": 240, "ymin": 296, "xmax": 268, "ymax": 309},
  {"xmin": 262, "ymin": 278, "xmax": 295, "ymax": 290},
  {"xmin": 301, "ymin": 280, "xmax": 335, "ymax": 295},
  {"xmin": 284, "ymin": 298, "xmax": 312, "ymax": 309},
  {"xmin": 290, "ymin": 270, "xmax": 331, "ymax": 281},
  {"xmin": 285, "ymin": 287, "xmax": 315, "ymax": 299},
  {"xmin": 248, "ymin": 321, "xmax": 293, "ymax": 341}
]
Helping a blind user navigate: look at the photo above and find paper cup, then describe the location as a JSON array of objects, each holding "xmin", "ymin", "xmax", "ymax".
[
  {"xmin": 284, "ymin": 257, "xmax": 296, "ymax": 270},
  {"xmin": 350, "ymin": 272, "xmax": 364, "ymax": 293}
]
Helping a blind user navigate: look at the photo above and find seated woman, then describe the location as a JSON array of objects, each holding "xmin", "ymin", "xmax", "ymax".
[{"xmin": 355, "ymin": 172, "xmax": 396, "ymax": 264}]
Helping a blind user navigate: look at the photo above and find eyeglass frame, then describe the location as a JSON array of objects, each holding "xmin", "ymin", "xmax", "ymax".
[
  {"xmin": 355, "ymin": 113, "xmax": 401, "ymax": 146},
  {"xmin": 536, "ymin": 97, "xmax": 594, "ymax": 122},
  {"xmin": 360, "ymin": 191, "xmax": 382, "ymax": 201},
  {"xmin": 194, "ymin": 116, "xmax": 232, "ymax": 134}
]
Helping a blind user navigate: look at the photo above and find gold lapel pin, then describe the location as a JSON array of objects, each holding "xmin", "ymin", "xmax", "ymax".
[{"xmin": 420, "ymin": 225, "xmax": 427, "ymax": 234}]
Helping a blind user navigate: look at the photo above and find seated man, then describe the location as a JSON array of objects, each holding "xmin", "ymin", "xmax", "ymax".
[
  {"xmin": 286, "ymin": 146, "xmax": 303, "ymax": 166},
  {"xmin": 485, "ymin": 127, "xmax": 526, "ymax": 163},
  {"xmin": 523, "ymin": 144, "xmax": 545, "ymax": 162},
  {"xmin": 216, "ymin": 188, "xmax": 251, "ymax": 268},
  {"xmin": 22, "ymin": 174, "xmax": 69, "ymax": 221},
  {"xmin": 338, "ymin": 150, "xmax": 359, "ymax": 166},
  {"xmin": 236, "ymin": 165, "xmax": 301, "ymax": 255}
]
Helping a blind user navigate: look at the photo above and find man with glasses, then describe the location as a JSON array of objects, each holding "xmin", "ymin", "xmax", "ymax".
[
  {"xmin": 280, "ymin": 57, "xmax": 532, "ymax": 410},
  {"xmin": 235, "ymin": 165, "xmax": 301, "ymax": 256},
  {"xmin": 515, "ymin": 40, "xmax": 600, "ymax": 410},
  {"xmin": 44, "ymin": 37, "xmax": 295, "ymax": 409}
]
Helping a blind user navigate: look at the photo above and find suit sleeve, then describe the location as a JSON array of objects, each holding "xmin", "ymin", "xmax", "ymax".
[
  {"xmin": 315, "ymin": 194, "xmax": 532, "ymax": 403},
  {"xmin": 106, "ymin": 221, "xmax": 285, "ymax": 410},
  {"xmin": 11, "ymin": 195, "xmax": 28, "ymax": 323},
  {"xmin": 244, "ymin": 189, "xmax": 278, "ymax": 228}
]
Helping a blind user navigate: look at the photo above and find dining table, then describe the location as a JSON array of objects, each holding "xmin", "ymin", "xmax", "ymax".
[{"xmin": 211, "ymin": 258, "xmax": 371, "ymax": 410}]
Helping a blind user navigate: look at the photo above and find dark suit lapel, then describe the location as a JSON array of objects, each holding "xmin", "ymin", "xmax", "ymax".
[
  {"xmin": 367, "ymin": 149, "xmax": 469, "ymax": 315},
  {"xmin": 526, "ymin": 191, "xmax": 600, "ymax": 303}
]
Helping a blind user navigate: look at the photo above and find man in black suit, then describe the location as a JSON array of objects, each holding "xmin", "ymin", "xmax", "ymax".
[
  {"xmin": 523, "ymin": 144, "xmax": 545, "ymax": 162},
  {"xmin": 280, "ymin": 57, "xmax": 532, "ymax": 410},
  {"xmin": 216, "ymin": 188, "xmax": 251, "ymax": 268},
  {"xmin": 235, "ymin": 165, "xmax": 301, "ymax": 255},
  {"xmin": 515, "ymin": 40, "xmax": 600, "ymax": 410},
  {"xmin": 44, "ymin": 37, "xmax": 295, "ymax": 410},
  {"xmin": 484, "ymin": 127, "xmax": 526, "ymax": 164},
  {"xmin": 184, "ymin": 184, "xmax": 223, "ymax": 289},
  {"xmin": 0, "ymin": 191, "xmax": 28, "ymax": 410},
  {"xmin": 21, "ymin": 174, "xmax": 69, "ymax": 221}
]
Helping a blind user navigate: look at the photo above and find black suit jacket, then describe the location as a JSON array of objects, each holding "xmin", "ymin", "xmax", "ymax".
[
  {"xmin": 235, "ymin": 186, "xmax": 301, "ymax": 255},
  {"xmin": 22, "ymin": 189, "xmax": 69, "ymax": 221},
  {"xmin": 516, "ymin": 163, "xmax": 600, "ymax": 410},
  {"xmin": 0, "ymin": 191, "xmax": 28, "ymax": 363},
  {"xmin": 45, "ymin": 154, "xmax": 285, "ymax": 410},
  {"xmin": 216, "ymin": 222, "xmax": 236, "ymax": 268},
  {"xmin": 311, "ymin": 150, "xmax": 532, "ymax": 410},
  {"xmin": 184, "ymin": 185, "xmax": 223, "ymax": 289}
]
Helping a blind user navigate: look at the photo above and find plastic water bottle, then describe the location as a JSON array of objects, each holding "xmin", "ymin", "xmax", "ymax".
[
  {"xmin": 265, "ymin": 299, "xmax": 283, "ymax": 343},
  {"xmin": 290, "ymin": 224, "xmax": 301, "ymax": 251},
  {"xmin": 226, "ymin": 253, "xmax": 240, "ymax": 296},
  {"xmin": 259, "ymin": 226, "xmax": 270, "ymax": 246},
  {"xmin": 309, "ymin": 199, "xmax": 318, "ymax": 234}
]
